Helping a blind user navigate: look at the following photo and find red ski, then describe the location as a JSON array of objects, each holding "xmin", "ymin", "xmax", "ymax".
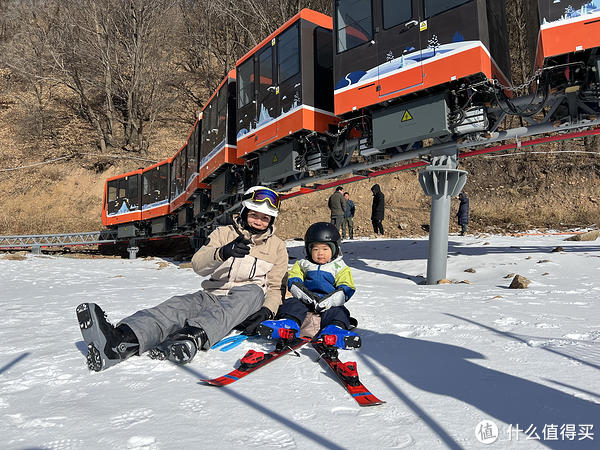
[
  {"xmin": 202, "ymin": 337, "xmax": 310, "ymax": 386},
  {"xmin": 311, "ymin": 343, "xmax": 385, "ymax": 407}
]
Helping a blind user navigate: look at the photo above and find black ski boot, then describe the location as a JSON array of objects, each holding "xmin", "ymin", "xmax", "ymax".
[
  {"xmin": 148, "ymin": 325, "xmax": 207, "ymax": 364},
  {"xmin": 76, "ymin": 303, "xmax": 139, "ymax": 372}
]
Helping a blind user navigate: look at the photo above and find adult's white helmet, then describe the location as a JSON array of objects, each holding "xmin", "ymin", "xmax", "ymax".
[{"xmin": 241, "ymin": 185, "xmax": 281, "ymax": 218}]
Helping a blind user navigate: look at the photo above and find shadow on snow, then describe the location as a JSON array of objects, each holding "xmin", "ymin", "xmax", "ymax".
[{"xmin": 359, "ymin": 323, "xmax": 599, "ymax": 450}]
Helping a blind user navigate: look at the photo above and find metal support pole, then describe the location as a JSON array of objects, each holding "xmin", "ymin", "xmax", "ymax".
[
  {"xmin": 427, "ymin": 193, "xmax": 451, "ymax": 284},
  {"xmin": 419, "ymin": 146, "xmax": 467, "ymax": 284},
  {"xmin": 127, "ymin": 239, "xmax": 139, "ymax": 259}
]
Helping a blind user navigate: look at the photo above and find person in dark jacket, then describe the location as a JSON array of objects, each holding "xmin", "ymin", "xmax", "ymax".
[
  {"xmin": 371, "ymin": 184, "xmax": 385, "ymax": 235},
  {"xmin": 457, "ymin": 192, "xmax": 470, "ymax": 236},
  {"xmin": 328, "ymin": 186, "xmax": 346, "ymax": 232},
  {"xmin": 342, "ymin": 192, "xmax": 355, "ymax": 239}
]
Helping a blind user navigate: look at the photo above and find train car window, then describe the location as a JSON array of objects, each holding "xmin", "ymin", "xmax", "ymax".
[
  {"xmin": 382, "ymin": 0, "xmax": 412, "ymax": 29},
  {"xmin": 315, "ymin": 27, "xmax": 333, "ymax": 71},
  {"xmin": 157, "ymin": 164, "xmax": 168, "ymax": 201},
  {"xmin": 238, "ymin": 58, "xmax": 254, "ymax": 108},
  {"xmin": 424, "ymin": 0, "xmax": 470, "ymax": 18},
  {"xmin": 143, "ymin": 166, "xmax": 168, "ymax": 205},
  {"xmin": 259, "ymin": 47, "xmax": 273, "ymax": 92},
  {"xmin": 107, "ymin": 181, "xmax": 118, "ymax": 204},
  {"xmin": 209, "ymin": 101, "xmax": 217, "ymax": 132},
  {"xmin": 335, "ymin": 0, "xmax": 373, "ymax": 53},
  {"xmin": 217, "ymin": 85, "xmax": 227, "ymax": 118},
  {"xmin": 107, "ymin": 180, "xmax": 119, "ymax": 214},
  {"xmin": 314, "ymin": 26, "xmax": 334, "ymax": 112},
  {"xmin": 278, "ymin": 24, "xmax": 299, "ymax": 82},
  {"xmin": 170, "ymin": 158, "xmax": 177, "ymax": 200},
  {"xmin": 142, "ymin": 172, "xmax": 153, "ymax": 204},
  {"xmin": 201, "ymin": 107, "xmax": 211, "ymax": 150},
  {"xmin": 171, "ymin": 152, "xmax": 184, "ymax": 199},
  {"xmin": 186, "ymin": 129, "xmax": 197, "ymax": 185},
  {"xmin": 179, "ymin": 151, "xmax": 185, "ymax": 178},
  {"xmin": 126, "ymin": 175, "xmax": 139, "ymax": 210}
]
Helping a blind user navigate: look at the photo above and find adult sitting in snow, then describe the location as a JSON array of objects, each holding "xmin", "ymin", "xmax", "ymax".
[{"xmin": 76, "ymin": 186, "xmax": 288, "ymax": 372}]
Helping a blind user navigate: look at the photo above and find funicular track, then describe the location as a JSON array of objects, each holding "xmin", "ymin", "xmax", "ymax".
[
  {"xmin": 0, "ymin": 231, "xmax": 118, "ymax": 254},
  {"xmin": 4, "ymin": 122, "xmax": 597, "ymax": 256}
]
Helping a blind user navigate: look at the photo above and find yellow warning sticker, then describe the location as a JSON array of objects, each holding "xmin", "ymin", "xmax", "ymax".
[
  {"xmin": 420, "ymin": 20, "xmax": 428, "ymax": 31},
  {"xmin": 273, "ymin": 154, "xmax": 278, "ymax": 163},
  {"xmin": 402, "ymin": 110, "xmax": 413, "ymax": 122}
]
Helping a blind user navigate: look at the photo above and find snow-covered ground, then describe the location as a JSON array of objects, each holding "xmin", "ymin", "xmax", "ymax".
[{"xmin": 1, "ymin": 234, "xmax": 599, "ymax": 450}]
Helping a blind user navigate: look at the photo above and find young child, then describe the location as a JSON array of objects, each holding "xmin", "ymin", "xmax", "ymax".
[{"xmin": 258, "ymin": 221, "xmax": 360, "ymax": 349}]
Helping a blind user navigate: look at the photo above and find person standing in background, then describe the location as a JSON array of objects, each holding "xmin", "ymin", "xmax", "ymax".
[
  {"xmin": 342, "ymin": 192, "xmax": 355, "ymax": 240},
  {"xmin": 371, "ymin": 184, "xmax": 385, "ymax": 235},
  {"xmin": 457, "ymin": 192, "xmax": 470, "ymax": 236},
  {"xmin": 328, "ymin": 186, "xmax": 346, "ymax": 232}
]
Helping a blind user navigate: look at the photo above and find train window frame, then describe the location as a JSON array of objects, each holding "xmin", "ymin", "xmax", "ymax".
[
  {"xmin": 107, "ymin": 180, "xmax": 118, "ymax": 204},
  {"xmin": 258, "ymin": 45, "xmax": 274, "ymax": 94},
  {"xmin": 238, "ymin": 57, "xmax": 255, "ymax": 108},
  {"xmin": 315, "ymin": 26, "xmax": 333, "ymax": 71},
  {"xmin": 143, "ymin": 164, "xmax": 168, "ymax": 205},
  {"xmin": 126, "ymin": 175, "xmax": 139, "ymax": 210},
  {"xmin": 216, "ymin": 84, "xmax": 227, "ymax": 137},
  {"xmin": 217, "ymin": 83, "xmax": 227, "ymax": 118},
  {"xmin": 423, "ymin": 0, "xmax": 471, "ymax": 19},
  {"xmin": 382, "ymin": 0, "xmax": 413, "ymax": 30},
  {"xmin": 335, "ymin": 0, "xmax": 374, "ymax": 54},
  {"xmin": 209, "ymin": 99, "xmax": 217, "ymax": 132},
  {"xmin": 201, "ymin": 105, "xmax": 212, "ymax": 149},
  {"xmin": 278, "ymin": 23, "xmax": 300, "ymax": 83}
]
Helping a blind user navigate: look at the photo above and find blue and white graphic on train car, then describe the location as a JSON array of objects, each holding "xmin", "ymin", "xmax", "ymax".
[
  {"xmin": 541, "ymin": 1, "xmax": 600, "ymax": 24},
  {"xmin": 200, "ymin": 138, "xmax": 226, "ymax": 168},
  {"xmin": 142, "ymin": 199, "xmax": 168, "ymax": 211},
  {"xmin": 334, "ymin": 40, "xmax": 487, "ymax": 93}
]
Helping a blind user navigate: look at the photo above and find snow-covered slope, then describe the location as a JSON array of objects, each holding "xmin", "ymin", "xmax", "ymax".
[{"xmin": 1, "ymin": 234, "xmax": 599, "ymax": 449}]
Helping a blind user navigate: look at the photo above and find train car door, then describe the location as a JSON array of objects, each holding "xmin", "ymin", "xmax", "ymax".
[
  {"xmin": 277, "ymin": 23, "xmax": 301, "ymax": 117},
  {"xmin": 376, "ymin": 0, "xmax": 423, "ymax": 98},
  {"xmin": 256, "ymin": 42, "xmax": 279, "ymax": 143},
  {"xmin": 237, "ymin": 57, "xmax": 256, "ymax": 142},
  {"xmin": 334, "ymin": 0, "xmax": 377, "ymax": 84}
]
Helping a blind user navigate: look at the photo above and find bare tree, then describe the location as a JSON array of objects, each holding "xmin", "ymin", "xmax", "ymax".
[
  {"xmin": 0, "ymin": 0, "xmax": 63, "ymax": 144},
  {"xmin": 5, "ymin": 0, "xmax": 180, "ymax": 153}
]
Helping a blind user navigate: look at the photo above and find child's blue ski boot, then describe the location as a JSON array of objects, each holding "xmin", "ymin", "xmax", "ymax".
[
  {"xmin": 317, "ymin": 325, "xmax": 361, "ymax": 349},
  {"xmin": 257, "ymin": 318, "xmax": 300, "ymax": 341}
]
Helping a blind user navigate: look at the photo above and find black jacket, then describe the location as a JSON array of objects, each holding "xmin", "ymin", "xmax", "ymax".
[
  {"xmin": 371, "ymin": 184, "xmax": 385, "ymax": 220},
  {"xmin": 457, "ymin": 194, "xmax": 469, "ymax": 225}
]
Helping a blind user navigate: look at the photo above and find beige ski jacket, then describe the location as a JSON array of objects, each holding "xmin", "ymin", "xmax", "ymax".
[{"xmin": 191, "ymin": 219, "xmax": 288, "ymax": 315}]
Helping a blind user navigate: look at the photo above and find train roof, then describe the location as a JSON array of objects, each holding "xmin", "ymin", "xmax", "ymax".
[
  {"xmin": 235, "ymin": 8, "xmax": 332, "ymax": 67},
  {"xmin": 105, "ymin": 168, "xmax": 143, "ymax": 182},
  {"xmin": 142, "ymin": 157, "xmax": 171, "ymax": 172}
]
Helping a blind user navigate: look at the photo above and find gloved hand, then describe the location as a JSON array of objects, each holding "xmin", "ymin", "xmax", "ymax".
[
  {"xmin": 315, "ymin": 289, "xmax": 346, "ymax": 313},
  {"xmin": 219, "ymin": 235, "xmax": 251, "ymax": 260},
  {"xmin": 237, "ymin": 307, "xmax": 273, "ymax": 335},
  {"xmin": 289, "ymin": 282, "xmax": 318, "ymax": 308}
]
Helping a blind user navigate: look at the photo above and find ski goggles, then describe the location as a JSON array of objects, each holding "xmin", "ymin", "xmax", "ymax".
[{"xmin": 243, "ymin": 187, "xmax": 282, "ymax": 209}]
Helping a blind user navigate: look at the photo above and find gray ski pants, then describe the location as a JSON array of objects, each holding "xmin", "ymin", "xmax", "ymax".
[{"xmin": 119, "ymin": 284, "xmax": 264, "ymax": 353}]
